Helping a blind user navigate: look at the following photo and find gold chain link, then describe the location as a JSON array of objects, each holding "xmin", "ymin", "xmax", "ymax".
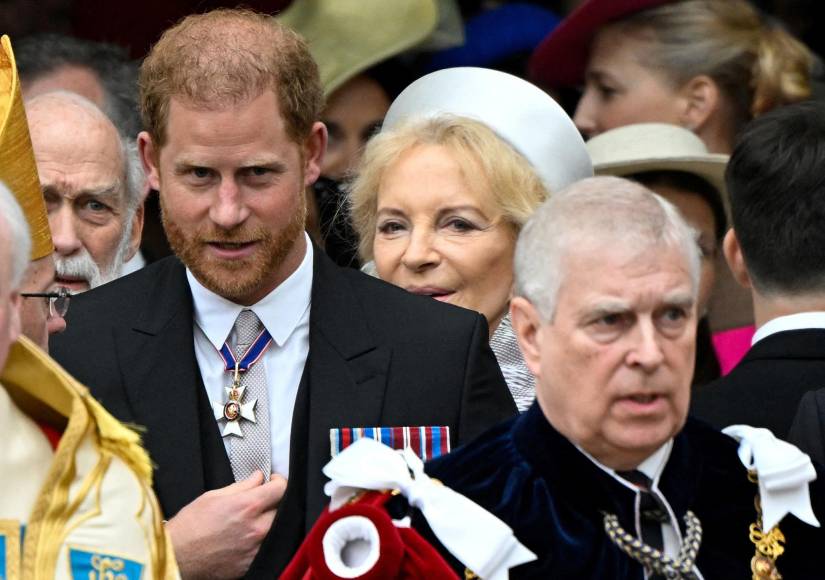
[{"xmin": 749, "ymin": 471, "xmax": 784, "ymax": 580}]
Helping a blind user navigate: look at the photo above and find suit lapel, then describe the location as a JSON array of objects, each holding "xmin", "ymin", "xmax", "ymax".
[
  {"xmin": 250, "ymin": 249, "xmax": 391, "ymax": 575},
  {"xmin": 114, "ymin": 258, "xmax": 232, "ymax": 516},
  {"xmin": 303, "ymin": 250, "xmax": 391, "ymax": 524}
]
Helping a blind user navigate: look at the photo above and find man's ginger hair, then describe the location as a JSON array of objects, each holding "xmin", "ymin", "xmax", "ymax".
[{"xmin": 140, "ymin": 8, "xmax": 324, "ymax": 148}]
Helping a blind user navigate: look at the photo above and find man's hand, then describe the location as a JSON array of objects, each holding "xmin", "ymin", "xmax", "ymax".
[{"xmin": 166, "ymin": 471, "xmax": 287, "ymax": 579}]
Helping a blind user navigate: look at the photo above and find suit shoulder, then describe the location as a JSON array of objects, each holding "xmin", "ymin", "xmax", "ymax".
[
  {"xmin": 72, "ymin": 256, "xmax": 183, "ymax": 307},
  {"xmin": 683, "ymin": 417, "xmax": 741, "ymax": 455},
  {"xmin": 54, "ymin": 257, "xmax": 186, "ymax": 343},
  {"xmin": 339, "ymin": 267, "xmax": 484, "ymax": 326},
  {"xmin": 690, "ymin": 361, "xmax": 755, "ymax": 417},
  {"xmin": 426, "ymin": 416, "xmax": 523, "ymax": 494}
]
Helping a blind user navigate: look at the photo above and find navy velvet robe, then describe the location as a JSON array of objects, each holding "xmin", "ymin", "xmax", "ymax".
[{"xmin": 425, "ymin": 404, "xmax": 825, "ymax": 579}]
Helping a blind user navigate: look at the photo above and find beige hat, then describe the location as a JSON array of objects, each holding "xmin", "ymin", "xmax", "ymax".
[
  {"xmin": 586, "ymin": 123, "xmax": 729, "ymax": 215},
  {"xmin": 277, "ymin": 0, "xmax": 439, "ymax": 96},
  {"xmin": 382, "ymin": 67, "xmax": 593, "ymax": 193}
]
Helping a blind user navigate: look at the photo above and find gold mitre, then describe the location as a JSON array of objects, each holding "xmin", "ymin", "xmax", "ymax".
[{"xmin": 0, "ymin": 34, "xmax": 52, "ymax": 260}]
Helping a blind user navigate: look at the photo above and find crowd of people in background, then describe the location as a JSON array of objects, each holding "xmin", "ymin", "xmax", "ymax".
[{"xmin": 3, "ymin": 0, "xmax": 825, "ymax": 578}]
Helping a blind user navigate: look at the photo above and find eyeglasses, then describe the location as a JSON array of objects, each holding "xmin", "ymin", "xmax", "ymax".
[{"xmin": 21, "ymin": 286, "xmax": 72, "ymax": 319}]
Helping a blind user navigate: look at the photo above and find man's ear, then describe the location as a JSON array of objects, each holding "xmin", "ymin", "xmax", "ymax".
[
  {"xmin": 302, "ymin": 121, "xmax": 328, "ymax": 188},
  {"xmin": 124, "ymin": 202, "xmax": 145, "ymax": 262},
  {"xmin": 138, "ymin": 131, "xmax": 161, "ymax": 191},
  {"xmin": 9, "ymin": 290, "xmax": 22, "ymax": 344},
  {"xmin": 723, "ymin": 229, "xmax": 752, "ymax": 289},
  {"xmin": 510, "ymin": 296, "xmax": 544, "ymax": 379},
  {"xmin": 678, "ymin": 75, "xmax": 719, "ymax": 133}
]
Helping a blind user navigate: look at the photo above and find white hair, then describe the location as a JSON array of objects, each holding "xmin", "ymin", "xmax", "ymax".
[
  {"xmin": 515, "ymin": 176, "xmax": 701, "ymax": 320},
  {"xmin": 26, "ymin": 90, "xmax": 146, "ymax": 213},
  {"xmin": 0, "ymin": 182, "xmax": 33, "ymax": 291},
  {"xmin": 121, "ymin": 137, "xmax": 145, "ymax": 213}
]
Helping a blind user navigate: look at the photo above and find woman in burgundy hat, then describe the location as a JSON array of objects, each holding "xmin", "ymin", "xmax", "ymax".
[
  {"xmin": 530, "ymin": 0, "xmax": 812, "ymax": 155},
  {"xmin": 531, "ymin": 0, "xmax": 814, "ymax": 372}
]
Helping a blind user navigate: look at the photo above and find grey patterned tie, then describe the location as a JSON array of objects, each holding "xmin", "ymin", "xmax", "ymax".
[{"xmin": 229, "ymin": 309, "xmax": 272, "ymax": 481}]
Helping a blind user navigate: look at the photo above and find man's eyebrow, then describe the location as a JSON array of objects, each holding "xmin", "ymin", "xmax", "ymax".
[
  {"xmin": 42, "ymin": 183, "xmax": 121, "ymax": 200},
  {"xmin": 662, "ymin": 291, "xmax": 695, "ymax": 309},
  {"xmin": 173, "ymin": 160, "xmax": 210, "ymax": 174},
  {"xmin": 581, "ymin": 299, "xmax": 631, "ymax": 319},
  {"xmin": 173, "ymin": 160, "xmax": 288, "ymax": 173},
  {"xmin": 240, "ymin": 160, "xmax": 287, "ymax": 173}
]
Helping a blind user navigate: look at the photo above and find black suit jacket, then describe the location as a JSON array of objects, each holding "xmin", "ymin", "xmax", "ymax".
[
  {"xmin": 788, "ymin": 388, "xmax": 825, "ymax": 468},
  {"xmin": 691, "ymin": 328, "xmax": 825, "ymax": 438},
  {"xmin": 50, "ymin": 250, "xmax": 516, "ymax": 577}
]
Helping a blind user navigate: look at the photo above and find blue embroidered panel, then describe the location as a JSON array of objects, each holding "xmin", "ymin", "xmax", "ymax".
[
  {"xmin": 69, "ymin": 548, "xmax": 144, "ymax": 580},
  {"xmin": 0, "ymin": 534, "xmax": 7, "ymax": 580}
]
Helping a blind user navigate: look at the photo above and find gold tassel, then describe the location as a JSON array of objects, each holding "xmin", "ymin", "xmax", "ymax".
[{"xmin": 83, "ymin": 393, "xmax": 154, "ymax": 483}]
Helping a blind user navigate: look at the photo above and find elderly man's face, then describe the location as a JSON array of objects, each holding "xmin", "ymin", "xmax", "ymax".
[
  {"xmin": 27, "ymin": 96, "xmax": 142, "ymax": 292},
  {"xmin": 19, "ymin": 254, "xmax": 66, "ymax": 351},
  {"xmin": 512, "ymin": 242, "xmax": 696, "ymax": 471}
]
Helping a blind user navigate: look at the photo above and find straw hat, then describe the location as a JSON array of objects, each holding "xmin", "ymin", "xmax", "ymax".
[
  {"xmin": 382, "ymin": 67, "xmax": 593, "ymax": 193},
  {"xmin": 529, "ymin": 0, "xmax": 675, "ymax": 88},
  {"xmin": 0, "ymin": 34, "xmax": 52, "ymax": 260},
  {"xmin": 586, "ymin": 123, "xmax": 729, "ymax": 214},
  {"xmin": 277, "ymin": 0, "xmax": 438, "ymax": 96}
]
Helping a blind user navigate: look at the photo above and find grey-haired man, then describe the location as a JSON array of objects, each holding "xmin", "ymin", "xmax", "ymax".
[{"xmin": 425, "ymin": 176, "xmax": 825, "ymax": 579}]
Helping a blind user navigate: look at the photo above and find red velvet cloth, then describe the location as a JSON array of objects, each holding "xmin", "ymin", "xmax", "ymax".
[{"xmin": 282, "ymin": 491, "xmax": 458, "ymax": 580}]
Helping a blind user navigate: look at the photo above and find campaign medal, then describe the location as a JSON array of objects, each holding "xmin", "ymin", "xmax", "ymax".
[
  {"xmin": 212, "ymin": 364, "xmax": 258, "ymax": 437},
  {"xmin": 211, "ymin": 326, "xmax": 273, "ymax": 438}
]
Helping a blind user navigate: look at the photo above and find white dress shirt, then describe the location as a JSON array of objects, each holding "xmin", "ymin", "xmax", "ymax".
[
  {"xmin": 752, "ymin": 311, "xmax": 825, "ymax": 345},
  {"xmin": 188, "ymin": 236, "xmax": 313, "ymax": 478}
]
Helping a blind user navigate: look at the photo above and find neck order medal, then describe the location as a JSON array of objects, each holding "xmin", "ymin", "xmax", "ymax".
[{"xmin": 213, "ymin": 364, "xmax": 258, "ymax": 437}]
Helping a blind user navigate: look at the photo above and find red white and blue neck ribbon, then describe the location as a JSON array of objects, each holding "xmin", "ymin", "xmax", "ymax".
[
  {"xmin": 211, "ymin": 319, "xmax": 273, "ymax": 439},
  {"xmin": 218, "ymin": 327, "xmax": 274, "ymax": 373}
]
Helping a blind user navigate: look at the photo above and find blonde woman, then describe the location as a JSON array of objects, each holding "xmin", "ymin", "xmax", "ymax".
[
  {"xmin": 530, "ymin": 0, "xmax": 812, "ymax": 154},
  {"xmin": 530, "ymin": 0, "xmax": 810, "ymax": 355},
  {"xmin": 350, "ymin": 67, "xmax": 592, "ymax": 411}
]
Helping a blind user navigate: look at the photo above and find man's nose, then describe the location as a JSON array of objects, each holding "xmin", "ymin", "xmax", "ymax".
[
  {"xmin": 209, "ymin": 180, "xmax": 250, "ymax": 230},
  {"xmin": 50, "ymin": 206, "xmax": 82, "ymax": 256},
  {"xmin": 627, "ymin": 322, "xmax": 666, "ymax": 372},
  {"xmin": 47, "ymin": 313, "xmax": 67, "ymax": 336},
  {"xmin": 400, "ymin": 228, "xmax": 440, "ymax": 272}
]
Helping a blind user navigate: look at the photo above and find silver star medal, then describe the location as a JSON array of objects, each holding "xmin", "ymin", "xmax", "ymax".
[{"xmin": 212, "ymin": 383, "xmax": 257, "ymax": 438}]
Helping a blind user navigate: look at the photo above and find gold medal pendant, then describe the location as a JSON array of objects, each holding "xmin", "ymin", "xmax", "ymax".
[{"xmin": 212, "ymin": 365, "xmax": 258, "ymax": 437}]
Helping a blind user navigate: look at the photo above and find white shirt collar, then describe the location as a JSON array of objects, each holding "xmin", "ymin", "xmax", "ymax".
[
  {"xmin": 187, "ymin": 234, "xmax": 313, "ymax": 349},
  {"xmin": 577, "ymin": 440, "xmax": 673, "ymax": 490},
  {"xmin": 752, "ymin": 311, "xmax": 825, "ymax": 346}
]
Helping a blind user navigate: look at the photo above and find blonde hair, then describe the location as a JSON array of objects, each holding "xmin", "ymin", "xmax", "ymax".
[
  {"xmin": 140, "ymin": 8, "xmax": 324, "ymax": 148},
  {"xmin": 614, "ymin": 0, "xmax": 812, "ymax": 128},
  {"xmin": 349, "ymin": 114, "xmax": 548, "ymax": 261}
]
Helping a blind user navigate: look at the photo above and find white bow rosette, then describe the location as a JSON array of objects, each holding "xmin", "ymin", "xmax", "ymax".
[
  {"xmin": 323, "ymin": 438, "xmax": 537, "ymax": 579},
  {"xmin": 723, "ymin": 425, "xmax": 821, "ymax": 531}
]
